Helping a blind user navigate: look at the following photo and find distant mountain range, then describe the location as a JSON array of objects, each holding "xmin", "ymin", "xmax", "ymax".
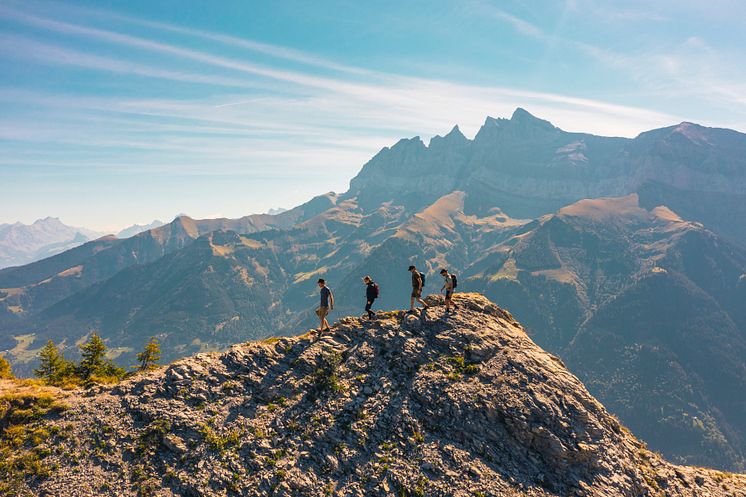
[
  {"xmin": 2, "ymin": 108, "xmax": 746, "ymax": 470},
  {"xmin": 0, "ymin": 217, "xmax": 105, "ymax": 269},
  {"xmin": 116, "ymin": 220, "xmax": 165, "ymax": 239}
]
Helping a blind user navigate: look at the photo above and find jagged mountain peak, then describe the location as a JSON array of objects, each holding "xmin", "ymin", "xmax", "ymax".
[
  {"xmin": 509, "ymin": 107, "xmax": 557, "ymax": 130},
  {"xmin": 471, "ymin": 109, "xmax": 557, "ymax": 144},
  {"xmin": 428, "ymin": 124, "xmax": 469, "ymax": 148},
  {"xmin": 13, "ymin": 293, "xmax": 745, "ymax": 496},
  {"xmin": 32, "ymin": 216, "xmax": 64, "ymax": 226},
  {"xmin": 391, "ymin": 135, "xmax": 426, "ymax": 151}
]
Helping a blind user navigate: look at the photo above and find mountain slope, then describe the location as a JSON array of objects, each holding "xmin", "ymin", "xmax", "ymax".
[
  {"xmin": 6, "ymin": 294, "xmax": 745, "ymax": 496},
  {"xmin": 467, "ymin": 194, "xmax": 746, "ymax": 469},
  {"xmin": 0, "ymin": 193, "xmax": 338, "ymax": 326}
]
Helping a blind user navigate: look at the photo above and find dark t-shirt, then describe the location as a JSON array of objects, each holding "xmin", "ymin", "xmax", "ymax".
[
  {"xmin": 320, "ymin": 286, "xmax": 331, "ymax": 307},
  {"xmin": 366, "ymin": 282, "xmax": 377, "ymax": 300}
]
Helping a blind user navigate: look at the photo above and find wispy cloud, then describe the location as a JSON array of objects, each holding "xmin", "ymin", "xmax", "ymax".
[
  {"xmin": 2, "ymin": 0, "xmax": 727, "ymax": 228},
  {"xmin": 470, "ymin": 1, "xmax": 746, "ymax": 122},
  {"xmin": 0, "ymin": 34, "xmax": 267, "ymax": 89},
  {"xmin": 481, "ymin": 6, "xmax": 545, "ymax": 39}
]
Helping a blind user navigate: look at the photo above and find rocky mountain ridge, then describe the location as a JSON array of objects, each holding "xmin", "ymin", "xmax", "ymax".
[
  {"xmin": 347, "ymin": 109, "xmax": 746, "ymax": 240},
  {"xmin": 5, "ymin": 294, "xmax": 745, "ymax": 497}
]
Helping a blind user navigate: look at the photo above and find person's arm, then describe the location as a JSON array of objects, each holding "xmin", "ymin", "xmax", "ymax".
[{"xmin": 329, "ymin": 290, "xmax": 334, "ymax": 310}]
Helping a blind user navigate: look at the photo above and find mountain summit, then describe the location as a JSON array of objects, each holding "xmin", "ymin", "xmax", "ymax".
[
  {"xmin": 7, "ymin": 294, "xmax": 745, "ymax": 496},
  {"xmin": 0, "ymin": 217, "xmax": 104, "ymax": 269}
]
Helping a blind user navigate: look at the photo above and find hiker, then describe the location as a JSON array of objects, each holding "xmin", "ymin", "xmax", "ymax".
[
  {"xmin": 408, "ymin": 265, "xmax": 429, "ymax": 311},
  {"xmin": 316, "ymin": 278, "xmax": 334, "ymax": 332},
  {"xmin": 440, "ymin": 268, "xmax": 459, "ymax": 313},
  {"xmin": 363, "ymin": 275, "xmax": 379, "ymax": 319}
]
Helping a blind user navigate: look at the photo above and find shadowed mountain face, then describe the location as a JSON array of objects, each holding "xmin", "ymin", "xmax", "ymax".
[
  {"xmin": 2, "ymin": 109, "xmax": 746, "ymax": 470},
  {"xmin": 6, "ymin": 294, "xmax": 746, "ymax": 496},
  {"xmin": 467, "ymin": 194, "xmax": 746, "ymax": 469}
]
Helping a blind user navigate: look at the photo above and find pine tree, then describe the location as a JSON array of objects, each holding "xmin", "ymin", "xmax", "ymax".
[
  {"xmin": 34, "ymin": 339, "xmax": 71, "ymax": 384},
  {"xmin": 0, "ymin": 354, "xmax": 13, "ymax": 379},
  {"xmin": 137, "ymin": 337, "xmax": 161, "ymax": 371},
  {"xmin": 77, "ymin": 333, "xmax": 126, "ymax": 384},
  {"xmin": 77, "ymin": 333, "xmax": 107, "ymax": 380}
]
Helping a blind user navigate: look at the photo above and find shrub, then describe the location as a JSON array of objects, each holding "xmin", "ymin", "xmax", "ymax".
[
  {"xmin": 137, "ymin": 418, "xmax": 172, "ymax": 455},
  {"xmin": 0, "ymin": 355, "xmax": 13, "ymax": 380},
  {"xmin": 311, "ymin": 349, "xmax": 344, "ymax": 395},
  {"xmin": 446, "ymin": 354, "xmax": 479, "ymax": 379}
]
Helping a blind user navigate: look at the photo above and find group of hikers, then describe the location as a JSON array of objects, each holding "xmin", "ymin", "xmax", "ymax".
[{"xmin": 314, "ymin": 265, "xmax": 458, "ymax": 332}]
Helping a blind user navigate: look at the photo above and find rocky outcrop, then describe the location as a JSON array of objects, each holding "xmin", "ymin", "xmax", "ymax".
[{"xmin": 12, "ymin": 294, "xmax": 746, "ymax": 496}]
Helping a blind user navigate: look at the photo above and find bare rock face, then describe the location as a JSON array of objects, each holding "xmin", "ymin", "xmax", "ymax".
[{"xmin": 14, "ymin": 294, "xmax": 746, "ymax": 496}]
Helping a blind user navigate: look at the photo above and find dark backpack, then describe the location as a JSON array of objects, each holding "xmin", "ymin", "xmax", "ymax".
[
  {"xmin": 451, "ymin": 274, "xmax": 458, "ymax": 289},
  {"xmin": 419, "ymin": 271, "xmax": 426, "ymax": 287},
  {"xmin": 372, "ymin": 283, "xmax": 380, "ymax": 298}
]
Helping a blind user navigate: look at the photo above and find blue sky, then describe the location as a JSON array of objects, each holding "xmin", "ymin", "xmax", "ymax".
[{"xmin": 1, "ymin": 0, "xmax": 745, "ymax": 231}]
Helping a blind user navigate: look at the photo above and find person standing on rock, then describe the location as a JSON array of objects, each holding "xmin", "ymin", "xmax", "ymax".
[
  {"xmin": 316, "ymin": 278, "xmax": 334, "ymax": 333},
  {"xmin": 440, "ymin": 268, "xmax": 458, "ymax": 313},
  {"xmin": 363, "ymin": 275, "xmax": 379, "ymax": 319},
  {"xmin": 408, "ymin": 265, "xmax": 429, "ymax": 311}
]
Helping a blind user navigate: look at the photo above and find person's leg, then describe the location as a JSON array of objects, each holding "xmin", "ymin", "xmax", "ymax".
[
  {"xmin": 320, "ymin": 307, "xmax": 330, "ymax": 331},
  {"xmin": 410, "ymin": 292, "xmax": 416, "ymax": 311},
  {"xmin": 365, "ymin": 300, "xmax": 373, "ymax": 318}
]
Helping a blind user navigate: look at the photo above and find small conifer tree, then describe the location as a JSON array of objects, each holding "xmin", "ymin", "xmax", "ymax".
[
  {"xmin": 137, "ymin": 337, "xmax": 161, "ymax": 371},
  {"xmin": 0, "ymin": 354, "xmax": 13, "ymax": 379},
  {"xmin": 34, "ymin": 339, "xmax": 72, "ymax": 384}
]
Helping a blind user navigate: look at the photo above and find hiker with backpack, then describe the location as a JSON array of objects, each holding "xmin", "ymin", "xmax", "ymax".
[
  {"xmin": 316, "ymin": 278, "xmax": 334, "ymax": 333},
  {"xmin": 440, "ymin": 269, "xmax": 458, "ymax": 313},
  {"xmin": 408, "ymin": 265, "xmax": 429, "ymax": 311},
  {"xmin": 363, "ymin": 275, "xmax": 379, "ymax": 319}
]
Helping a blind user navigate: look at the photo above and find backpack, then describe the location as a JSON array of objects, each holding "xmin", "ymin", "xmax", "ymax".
[
  {"xmin": 419, "ymin": 271, "xmax": 426, "ymax": 287},
  {"xmin": 372, "ymin": 283, "xmax": 380, "ymax": 299},
  {"xmin": 451, "ymin": 274, "xmax": 458, "ymax": 289}
]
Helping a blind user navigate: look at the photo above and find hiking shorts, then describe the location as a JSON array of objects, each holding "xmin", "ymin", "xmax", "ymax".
[
  {"xmin": 445, "ymin": 290, "xmax": 453, "ymax": 300},
  {"xmin": 411, "ymin": 288, "xmax": 422, "ymax": 298},
  {"xmin": 316, "ymin": 306, "xmax": 329, "ymax": 319}
]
